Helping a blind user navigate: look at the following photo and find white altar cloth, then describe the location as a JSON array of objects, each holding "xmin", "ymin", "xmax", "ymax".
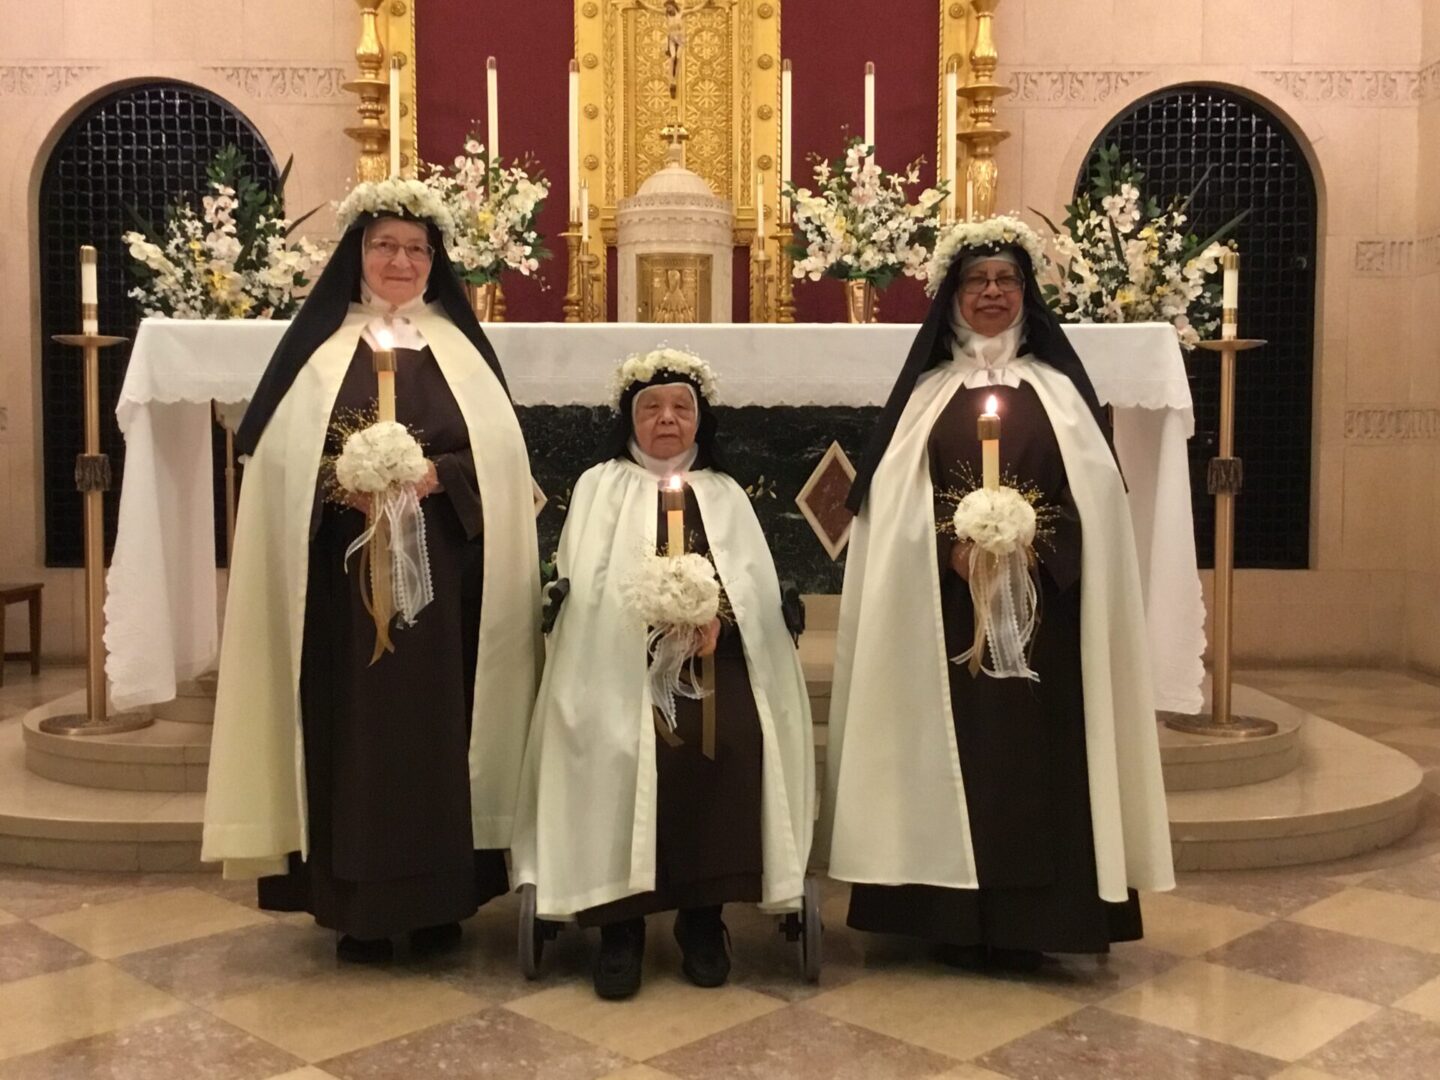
[{"xmin": 107, "ymin": 318, "xmax": 1204, "ymax": 714}]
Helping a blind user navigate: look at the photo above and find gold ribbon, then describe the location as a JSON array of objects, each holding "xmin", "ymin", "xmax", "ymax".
[
  {"xmin": 651, "ymin": 653, "xmax": 719, "ymax": 760},
  {"xmin": 357, "ymin": 505, "xmax": 397, "ymax": 665}
]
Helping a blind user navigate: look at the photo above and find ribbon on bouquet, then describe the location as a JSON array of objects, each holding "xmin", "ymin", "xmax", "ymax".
[
  {"xmin": 345, "ymin": 485, "xmax": 435, "ymax": 664},
  {"xmin": 954, "ymin": 545, "xmax": 1039, "ymax": 681},
  {"xmin": 647, "ymin": 626, "xmax": 718, "ymax": 760}
]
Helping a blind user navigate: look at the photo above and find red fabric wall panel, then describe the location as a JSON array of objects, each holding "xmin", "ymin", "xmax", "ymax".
[
  {"xmin": 416, "ymin": 1, "xmax": 940, "ymax": 323},
  {"xmin": 415, "ymin": 0, "xmax": 575, "ymax": 322}
]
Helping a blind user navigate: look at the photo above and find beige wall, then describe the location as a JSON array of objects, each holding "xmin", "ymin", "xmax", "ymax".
[
  {"xmin": 0, "ymin": 0, "xmax": 360, "ymax": 660},
  {"xmin": 993, "ymin": 0, "xmax": 1438, "ymax": 673},
  {"xmin": 2, "ymin": 0, "xmax": 1437, "ymax": 673}
]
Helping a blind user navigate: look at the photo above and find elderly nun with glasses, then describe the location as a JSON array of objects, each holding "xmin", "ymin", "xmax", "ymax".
[
  {"xmin": 824, "ymin": 217, "xmax": 1173, "ymax": 972},
  {"xmin": 202, "ymin": 180, "xmax": 541, "ymax": 963}
]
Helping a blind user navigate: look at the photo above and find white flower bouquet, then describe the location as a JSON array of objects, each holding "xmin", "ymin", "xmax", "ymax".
[
  {"xmin": 424, "ymin": 134, "xmax": 550, "ymax": 286},
  {"xmin": 1037, "ymin": 145, "xmax": 1247, "ymax": 349},
  {"xmin": 952, "ymin": 486, "xmax": 1038, "ymax": 556},
  {"xmin": 122, "ymin": 146, "xmax": 325, "ymax": 319},
  {"xmin": 949, "ymin": 484, "xmax": 1041, "ymax": 682},
  {"xmin": 334, "ymin": 420, "xmax": 434, "ymax": 662},
  {"xmin": 783, "ymin": 138, "xmax": 947, "ymax": 289},
  {"xmin": 623, "ymin": 550, "xmax": 722, "ymax": 730}
]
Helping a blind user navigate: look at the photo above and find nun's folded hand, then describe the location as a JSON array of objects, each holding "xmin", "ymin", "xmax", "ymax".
[
  {"xmin": 693, "ymin": 617, "xmax": 721, "ymax": 658},
  {"xmin": 414, "ymin": 460, "xmax": 442, "ymax": 499}
]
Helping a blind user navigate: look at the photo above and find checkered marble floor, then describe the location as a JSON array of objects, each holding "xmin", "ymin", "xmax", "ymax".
[{"xmin": 1, "ymin": 667, "xmax": 1439, "ymax": 1080}]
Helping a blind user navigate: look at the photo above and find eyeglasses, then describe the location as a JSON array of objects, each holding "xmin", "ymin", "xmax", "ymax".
[
  {"xmin": 365, "ymin": 238, "xmax": 434, "ymax": 263},
  {"xmin": 959, "ymin": 273, "xmax": 1024, "ymax": 295}
]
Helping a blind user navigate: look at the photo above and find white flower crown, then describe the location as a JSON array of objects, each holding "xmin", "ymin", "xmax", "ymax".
[
  {"xmin": 924, "ymin": 214, "xmax": 1049, "ymax": 297},
  {"xmin": 334, "ymin": 178, "xmax": 458, "ymax": 248},
  {"xmin": 608, "ymin": 347, "xmax": 720, "ymax": 411}
]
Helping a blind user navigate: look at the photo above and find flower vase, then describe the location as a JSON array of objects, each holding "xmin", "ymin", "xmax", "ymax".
[
  {"xmin": 468, "ymin": 281, "xmax": 498, "ymax": 322},
  {"xmin": 844, "ymin": 279, "xmax": 877, "ymax": 324}
]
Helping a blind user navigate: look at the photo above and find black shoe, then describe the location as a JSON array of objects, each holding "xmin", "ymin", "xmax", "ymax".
[
  {"xmin": 336, "ymin": 935, "xmax": 393, "ymax": 963},
  {"xmin": 594, "ymin": 917, "xmax": 646, "ymax": 1000},
  {"xmin": 932, "ymin": 942, "xmax": 986, "ymax": 969},
  {"xmin": 985, "ymin": 946, "xmax": 1046, "ymax": 972},
  {"xmin": 409, "ymin": 922, "xmax": 462, "ymax": 957},
  {"xmin": 673, "ymin": 906, "xmax": 731, "ymax": 988}
]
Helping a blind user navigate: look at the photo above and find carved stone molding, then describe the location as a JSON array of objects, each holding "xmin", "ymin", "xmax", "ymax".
[
  {"xmin": 1344, "ymin": 408, "xmax": 1440, "ymax": 442},
  {"xmin": 209, "ymin": 66, "xmax": 349, "ymax": 100},
  {"xmin": 1006, "ymin": 69, "xmax": 1150, "ymax": 106},
  {"xmin": 1355, "ymin": 233, "xmax": 1440, "ymax": 276},
  {"xmin": 1259, "ymin": 66, "xmax": 1437, "ymax": 105},
  {"xmin": 0, "ymin": 66, "xmax": 97, "ymax": 96}
]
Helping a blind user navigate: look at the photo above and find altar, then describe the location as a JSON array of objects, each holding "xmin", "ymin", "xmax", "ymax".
[{"xmin": 105, "ymin": 318, "xmax": 1204, "ymax": 717}]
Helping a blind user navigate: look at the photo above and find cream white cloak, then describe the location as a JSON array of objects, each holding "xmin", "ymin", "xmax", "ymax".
[
  {"xmin": 202, "ymin": 305, "xmax": 542, "ymax": 879},
  {"xmin": 824, "ymin": 355, "xmax": 1174, "ymax": 903},
  {"xmin": 512, "ymin": 460, "xmax": 815, "ymax": 919}
]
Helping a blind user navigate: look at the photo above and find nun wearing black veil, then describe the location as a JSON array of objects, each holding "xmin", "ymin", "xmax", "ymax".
[
  {"xmin": 202, "ymin": 179, "xmax": 541, "ymax": 962},
  {"xmin": 824, "ymin": 216, "xmax": 1173, "ymax": 970}
]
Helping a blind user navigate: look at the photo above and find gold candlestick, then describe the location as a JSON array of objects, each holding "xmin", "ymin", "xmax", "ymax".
[
  {"xmin": 343, "ymin": 0, "xmax": 392, "ymax": 184},
  {"xmin": 1165, "ymin": 264, "xmax": 1277, "ymax": 739},
  {"xmin": 40, "ymin": 246, "xmax": 153, "ymax": 736},
  {"xmin": 776, "ymin": 221, "xmax": 796, "ymax": 323},
  {"xmin": 954, "ymin": 0, "xmax": 1010, "ymax": 221},
  {"xmin": 750, "ymin": 235, "xmax": 774, "ymax": 323},
  {"xmin": 562, "ymin": 224, "xmax": 584, "ymax": 322}
]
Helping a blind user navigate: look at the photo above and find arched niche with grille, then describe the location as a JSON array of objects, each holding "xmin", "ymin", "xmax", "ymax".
[
  {"xmin": 38, "ymin": 82, "xmax": 279, "ymax": 567},
  {"xmin": 1080, "ymin": 85, "xmax": 1318, "ymax": 569}
]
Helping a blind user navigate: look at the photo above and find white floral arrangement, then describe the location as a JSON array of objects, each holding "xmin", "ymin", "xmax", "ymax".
[
  {"xmin": 123, "ymin": 146, "xmax": 325, "ymax": 319},
  {"xmin": 424, "ymin": 135, "xmax": 550, "ymax": 285},
  {"xmin": 335, "ymin": 421, "xmax": 428, "ymax": 495},
  {"xmin": 924, "ymin": 214, "xmax": 1049, "ymax": 297},
  {"xmin": 334, "ymin": 177, "xmax": 457, "ymax": 248},
  {"xmin": 609, "ymin": 347, "xmax": 719, "ymax": 410},
  {"xmin": 783, "ymin": 138, "xmax": 947, "ymax": 289},
  {"xmin": 623, "ymin": 549, "xmax": 722, "ymax": 729},
  {"xmin": 952, "ymin": 486, "xmax": 1037, "ymax": 556},
  {"xmin": 1038, "ymin": 146, "xmax": 1244, "ymax": 349}
]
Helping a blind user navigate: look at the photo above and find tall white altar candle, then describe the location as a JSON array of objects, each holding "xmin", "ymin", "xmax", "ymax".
[
  {"xmin": 1222, "ymin": 250, "xmax": 1239, "ymax": 341},
  {"xmin": 979, "ymin": 395, "xmax": 1000, "ymax": 490},
  {"xmin": 388, "ymin": 57, "xmax": 402, "ymax": 178},
  {"xmin": 756, "ymin": 173, "xmax": 765, "ymax": 241},
  {"xmin": 864, "ymin": 61, "xmax": 875, "ymax": 155},
  {"xmin": 943, "ymin": 66, "xmax": 958, "ymax": 221},
  {"xmin": 781, "ymin": 59, "xmax": 793, "ymax": 221},
  {"xmin": 568, "ymin": 59, "xmax": 580, "ymax": 221},
  {"xmin": 373, "ymin": 327, "xmax": 397, "ymax": 424},
  {"xmin": 486, "ymin": 57, "xmax": 500, "ymax": 164},
  {"xmin": 663, "ymin": 474, "xmax": 686, "ymax": 556},
  {"xmin": 580, "ymin": 181, "xmax": 590, "ymax": 244},
  {"xmin": 80, "ymin": 245, "xmax": 98, "ymax": 334}
]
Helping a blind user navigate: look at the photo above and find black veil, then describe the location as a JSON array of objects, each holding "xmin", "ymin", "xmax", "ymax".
[
  {"xmin": 598, "ymin": 368, "xmax": 728, "ymax": 473},
  {"xmin": 235, "ymin": 212, "xmax": 510, "ymax": 457},
  {"xmin": 846, "ymin": 244, "xmax": 1114, "ymax": 513}
]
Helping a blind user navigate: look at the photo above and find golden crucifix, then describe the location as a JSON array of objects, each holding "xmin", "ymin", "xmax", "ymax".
[{"xmin": 636, "ymin": 0, "xmax": 708, "ymax": 99}]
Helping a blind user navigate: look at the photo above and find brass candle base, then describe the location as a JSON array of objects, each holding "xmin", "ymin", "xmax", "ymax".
[
  {"xmin": 38, "ymin": 711, "xmax": 156, "ymax": 737},
  {"xmin": 1160, "ymin": 710, "xmax": 1278, "ymax": 740}
]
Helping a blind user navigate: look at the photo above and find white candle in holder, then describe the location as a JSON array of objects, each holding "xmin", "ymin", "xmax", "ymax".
[
  {"xmin": 663, "ymin": 474, "xmax": 686, "ymax": 556},
  {"xmin": 781, "ymin": 59, "xmax": 793, "ymax": 221},
  {"xmin": 388, "ymin": 57, "xmax": 402, "ymax": 178},
  {"xmin": 863, "ymin": 61, "xmax": 875, "ymax": 156},
  {"xmin": 1222, "ymin": 250, "xmax": 1240, "ymax": 341},
  {"xmin": 486, "ymin": 57, "xmax": 500, "ymax": 164},
  {"xmin": 568, "ymin": 59, "xmax": 580, "ymax": 222},
  {"xmin": 80, "ymin": 245, "xmax": 99, "ymax": 334},
  {"xmin": 580, "ymin": 181, "xmax": 590, "ymax": 244},
  {"xmin": 943, "ymin": 66, "xmax": 958, "ymax": 221},
  {"xmin": 979, "ymin": 395, "xmax": 1000, "ymax": 490}
]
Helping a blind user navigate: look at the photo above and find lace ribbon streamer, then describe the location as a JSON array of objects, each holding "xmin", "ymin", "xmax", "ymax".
[
  {"xmin": 646, "ymin": 623, "xmax": 715, "ymax": 749},
  {"xmin": 344, "ymin": 485, "xmax": 435, "ymax": 664},
  {"xmin": 953, "ymin": 546, "xmax": 1039, "ymax": 681}
]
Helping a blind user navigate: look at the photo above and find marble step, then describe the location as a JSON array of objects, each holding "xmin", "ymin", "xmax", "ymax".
[
  {"xmin": 23, "ymin": 697, "xmax": 211, "ymax": 793},
  {"xmin": 0, "ymin": 699, "xmax": 204, "ymax": 873},
  {"xmin": 1167, "ymin": 685, "xmax": 1424, "ymax": 871},
  {"xmin": 1157, "ymin": 706, "xmax": 1303, "ymax": 791}
]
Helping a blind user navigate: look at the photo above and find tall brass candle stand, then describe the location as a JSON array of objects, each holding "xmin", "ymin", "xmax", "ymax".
[
  {"xmin": 1164, "ymin": 251, "xmax": 1277, "ymax": 739},
  {"xmin": 40, "ymin": 246, "xmax": 153, "ymax": 736},
  {"xmin": 750, "ymin": 232, "xmax": 774, "ymax": 323},
  {"xmin": 562, "ymin": 224, "xmax": 584, "ymax": 322},
  {"xmin": 775, "ymin": 220, "xmax": 796, "ymax": 323}
]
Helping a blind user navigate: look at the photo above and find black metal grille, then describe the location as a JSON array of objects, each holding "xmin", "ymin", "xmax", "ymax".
[
  {"xmin": 1082, "ymin": 86, "xmax": 1317, "ymax": 569},
  {"xmin": 39, "ymin": 83, "xmax": 277, "ymax": 566}
]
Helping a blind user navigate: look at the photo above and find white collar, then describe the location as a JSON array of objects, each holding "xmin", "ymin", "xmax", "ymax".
[
  {"xmin": 355, "ymin": 282, "xmax": 429, "ymax": 351},
  {"xmin": 628, "ymin": 438, "xmax": 699, "ymax": 478},
  {"xmin": 946, "ymin": 296, "xmax": 1027, "ymax": 389}
]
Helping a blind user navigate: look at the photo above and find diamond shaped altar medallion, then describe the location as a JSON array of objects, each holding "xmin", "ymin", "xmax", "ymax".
[{"xmin": 796, "ymin": 441, "xmax": 857, "ymax": 561}]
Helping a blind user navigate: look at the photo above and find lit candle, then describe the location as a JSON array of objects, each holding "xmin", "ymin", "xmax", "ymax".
[
  {"xmin": 80, "ymin": 245, "xmax": 99, "ymax": 334},
  {"xmin": 781, "ymin": 59, "xmax": 793, "ymax": 222},
  {"xmin": 580, "ymin": 181, "xmax": 590, "ymax": 244},
  {"xmin": 979, "ymin": 395, "xmax": 1000, "ymax": 490},
  {"xmin": 756, "ymin": 172, "xmax": 765, "ymax": 242},
  {"xmin": 388, "ymin": 56, "xmax": 402, "ymax": 178},
  {"xmin": 373, "ymin": 327, "xmax": 397, "ymax": 423},
  {"xmin": 1222, "ymin": 250, "xmax": 1239, "ymax": 341},
  {"xmin": 568, "ymin": 59, "xmax": 580, "ymax": 223},
  {"xmin": 486, "ymin": 57, "xmax": 500, "ymax": 165},
  {"xmin": 662, "ymin": 474, "xmax": 686, "ymax": 556},
  {"xmin": 943, "ymin": 65, "xmax": 958, "ymax": 221},
  {"xmin": 863, "ymin": 61, "xmax": 875, "ymax": 157},
  {"xmin": 965, "ymin": 176, "xmax": 975, "ymax": 223}
]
